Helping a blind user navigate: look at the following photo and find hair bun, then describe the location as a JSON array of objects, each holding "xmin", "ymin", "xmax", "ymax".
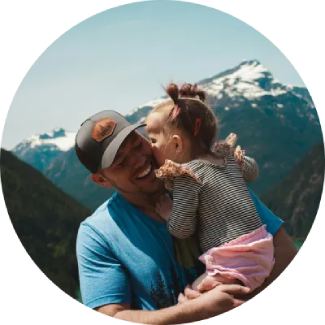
[
  {"xmin": 179, "ymin": 83, "xmax": 206, "ymax": 102},
  {"xmin": 166, "ymin": 83, "xmax": 179, "ymax": 103}
]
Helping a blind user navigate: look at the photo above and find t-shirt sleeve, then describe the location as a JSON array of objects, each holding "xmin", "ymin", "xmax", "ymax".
[
  {"xmin": 76, "ymin": 222, "xmax": 131, "ymax": 309},
  {"xmin": 168, "ymin": 174, "xmax": 200, "ymax": 239},
  {"xmin": 248, "ymin": 188, "xmax": 283, "ymax": 235}
]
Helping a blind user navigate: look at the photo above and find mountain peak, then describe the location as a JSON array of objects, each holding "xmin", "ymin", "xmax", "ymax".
[
  {"xmin": 39, "ymin": 128, "xmax": 67, "ymax": 140},
  {"xmin": 14, "ymin": 128, "xmax": 76, "ymax": 153},
  {"xmin": 134, "ymin": 60, "xmax": 270, "ymax": 113},
  {"xmin": 131, "ymin": 59, "xmax": 307, "ymax": 118},
  {"xmin": 240, "ymin": 59, "xmax": 261, "ymax": 65},
  {"xmin": 208, "ymin": 59, "xmax": 271, "ymax": 83},
  {"xmin": 197, "ymin": 59, "xmax": 287, "ymax": 100}
]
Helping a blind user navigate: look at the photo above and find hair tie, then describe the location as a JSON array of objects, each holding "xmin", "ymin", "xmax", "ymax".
[
  {"xmin": 194, "ymin": 118, "xmax": 201, "ymax": 137},
  {"xmin": 170, "ymin": 104, "xmax": 181, "ymax": 121}
]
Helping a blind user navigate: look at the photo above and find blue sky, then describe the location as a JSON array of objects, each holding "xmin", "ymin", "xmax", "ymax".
[{"xmin": 2, "ymin": 0, "xmax": 304, "ymax": 149}]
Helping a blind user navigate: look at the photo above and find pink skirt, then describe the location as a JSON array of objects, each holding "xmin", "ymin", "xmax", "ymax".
[{"xmin": 199, "ymin": 225, "xmax": 275, "ymax": 291}]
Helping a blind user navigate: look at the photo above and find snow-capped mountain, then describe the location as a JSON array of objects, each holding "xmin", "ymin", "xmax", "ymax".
[
  {"xmin": 11, "ymin": 60, "xmax": 322, "ymax": 209},
  {"xmin": 128, "ymin": 59, "xmax": 316, "ymax": 123},
  {"xmin": 200, "ymin": 59, "xmax": 297, "ymax": 99},
  {"xmin": 13, "ymin": 128, "xmax": 76, "ymax": 171}
]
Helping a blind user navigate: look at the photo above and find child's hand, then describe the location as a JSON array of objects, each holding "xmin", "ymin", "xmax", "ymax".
[
  {"xmin": 192, "ymin": 273, "xmax": 242, "ymax": 293},
  {"xmin": 234, "ymin": 145, "xmax": 245, "ymax": 167},
  {"xmin": 191, "ymin": 274, "xmax": 220, "ymax": 292},
  {"xmin": 156, "ymin": 193, "xmax": 173, "ymax": 221}
]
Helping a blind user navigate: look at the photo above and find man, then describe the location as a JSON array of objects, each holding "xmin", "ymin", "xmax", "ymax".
[{"xmin": 76, "ymin": 110, "xmax": 297, "ymax": 323}]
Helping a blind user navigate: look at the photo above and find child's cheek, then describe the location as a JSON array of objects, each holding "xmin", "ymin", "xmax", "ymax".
[{"xmin": 152, "ymin": 145, "xmax": 166, "ymax": 167}]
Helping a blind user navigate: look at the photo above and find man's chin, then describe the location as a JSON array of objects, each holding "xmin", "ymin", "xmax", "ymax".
[{"xmin": 137, "ymin": 177, "xmax": 164, "ymax": 195}]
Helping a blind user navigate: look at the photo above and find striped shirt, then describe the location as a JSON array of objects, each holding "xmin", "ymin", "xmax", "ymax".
[{"xmin": 167, "ymin": 156, "xmax": 263, "ymax": 253}]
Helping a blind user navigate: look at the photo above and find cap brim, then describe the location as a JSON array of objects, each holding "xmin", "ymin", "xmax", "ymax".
[{"xmin": 100, "ymin": 122, "xmax": 146, "ymax": 170}]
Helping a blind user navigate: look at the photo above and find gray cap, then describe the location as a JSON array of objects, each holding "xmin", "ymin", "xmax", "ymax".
[{"xmin": 75, "ymin": 110, "xmax": 146, "ymax": 173}]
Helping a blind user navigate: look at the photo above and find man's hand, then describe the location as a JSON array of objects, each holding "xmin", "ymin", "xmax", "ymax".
[
  {"xmin": 178, "ymin": 283, "xmax": 249, "ymax": 311},
  {"xmin": 156, "ymin": 193, "xmax": 173, "ymax": 220},
  {"xmin": 97, "ymin": 284, "xmax": 249, "ymax": 324}
]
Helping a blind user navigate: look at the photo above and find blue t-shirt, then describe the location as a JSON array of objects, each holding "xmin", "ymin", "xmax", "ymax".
[{"xmin": 76, "ymin": 188, "xmax": 283, "ymax": 310}]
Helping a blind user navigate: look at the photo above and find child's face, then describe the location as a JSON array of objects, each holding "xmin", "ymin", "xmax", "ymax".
[{"xmin": 145, "ymin": 112, "xmax": 177, "ymax": 167}]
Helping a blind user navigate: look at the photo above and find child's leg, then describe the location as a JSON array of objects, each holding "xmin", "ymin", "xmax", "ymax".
[{"xmin": 191, "ymin": 273, "xmax": 241, "ymax": 292}]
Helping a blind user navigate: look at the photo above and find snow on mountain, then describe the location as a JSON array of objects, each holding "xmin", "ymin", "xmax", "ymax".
[
  {"xmin": 14, "ymin": 128, "xmax": 76, "ymax": 152},
  {"xmin": 197, "ymin": 60, "xmax": 315, "ymax": 107},
  {"xmin": 199, "ymin": 60, "xmax": 288, "ymax": 99},
  {"xmin": 129, "ymin": 60, "xmax": 314, "ymax": 119},
  {"xmin": 13, "ymin": 128, "xmax": 76, "ymax": 172}
]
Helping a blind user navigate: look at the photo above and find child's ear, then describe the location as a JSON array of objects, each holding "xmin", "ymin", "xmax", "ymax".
[
  {"xmin": 172, "ymin": 135, "xmax": 183, "ymax": 154},
  {"xmin": 90, "ymin": 173, "xmax": 113, "ymax": 188}
]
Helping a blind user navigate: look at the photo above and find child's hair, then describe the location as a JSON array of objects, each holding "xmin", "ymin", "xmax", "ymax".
[{"xmin": 153, "ymin": 82, "xmax": 219, "ymax": 156}]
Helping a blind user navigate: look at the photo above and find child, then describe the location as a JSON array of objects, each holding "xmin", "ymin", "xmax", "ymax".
[{"xmin": 145, "ymin": 83, "xmax": 275, "ymax": 293}]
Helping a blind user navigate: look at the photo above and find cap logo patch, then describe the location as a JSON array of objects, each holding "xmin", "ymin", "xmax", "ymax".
[{"xmin": 92, "ymin": 118, "xmax": 117, "ymax": 142}]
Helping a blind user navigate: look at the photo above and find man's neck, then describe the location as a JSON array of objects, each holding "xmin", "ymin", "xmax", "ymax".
[{"xmin": 118, "ymin": 189, "xmax": 166, "ymax": 223}]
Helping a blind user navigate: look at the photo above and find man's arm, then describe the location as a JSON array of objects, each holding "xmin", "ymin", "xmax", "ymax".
[
  {"xmin": 96, "ymin": 284, "xmax": 249, "ymax": 324},
  {"xmin": 76, "ymin": 223, "xmax": 132, "ymax": 308}
]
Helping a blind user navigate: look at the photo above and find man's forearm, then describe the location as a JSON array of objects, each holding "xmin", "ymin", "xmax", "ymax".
[
  {"xmin": 113, "ymin": 299, "xmax": 213, "ymax": 324},
  {"xmin": 98, "ymin": 284, "xmax": 248, "ymax": 324}
]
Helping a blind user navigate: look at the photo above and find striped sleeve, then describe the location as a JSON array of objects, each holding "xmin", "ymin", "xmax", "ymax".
[
  {"xmin": 242, "ymin": 156, "xmax": 259, "ymax": 182},
  {"xmin": 167, "ymin": 174, "xmax": 201, "ymax": 239}
]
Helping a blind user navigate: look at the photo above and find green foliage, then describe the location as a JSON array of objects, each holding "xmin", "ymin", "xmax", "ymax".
[
  {"xmin": 0, "ymin": 149, "xmax": 91, "ymax": 298},
  {"xmin": 261, "ymin": 142, "xmax": 325, "ymax": 240}
]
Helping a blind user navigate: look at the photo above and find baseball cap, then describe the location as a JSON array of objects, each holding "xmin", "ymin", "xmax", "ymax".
[{"xmin": 75, "ymin": 110, "xmax": 146, "ymax": 173}]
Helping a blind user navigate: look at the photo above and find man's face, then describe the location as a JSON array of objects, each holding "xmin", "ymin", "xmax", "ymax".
[{"xmin": 100, "ymin": 132, "xmax": 164, "ymax": 195}]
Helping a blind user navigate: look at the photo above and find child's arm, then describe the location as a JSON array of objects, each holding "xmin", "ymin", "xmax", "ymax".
[
  {"xmin": 156, "ymin": 194, "xmax": 173, "ymax": 221},
  {"xmin": 218, "ymin": 133, "xmax": 258, "ymax": 183},
  {"xmin": 156, "ymin": 175, "xmax": 200, "ymax": 239},
  {"xmin": 241, "ymin": 156, "xmax": 259, "ymax": 182},
  {"xmin": 234, "ymin": 146, "xmax": 259, "ymax": 182}
]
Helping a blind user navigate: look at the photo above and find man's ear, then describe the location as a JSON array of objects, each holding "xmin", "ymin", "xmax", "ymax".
[{"xmin": 90, "ymin": 173, "xmax": 113, "ymax": 188}]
